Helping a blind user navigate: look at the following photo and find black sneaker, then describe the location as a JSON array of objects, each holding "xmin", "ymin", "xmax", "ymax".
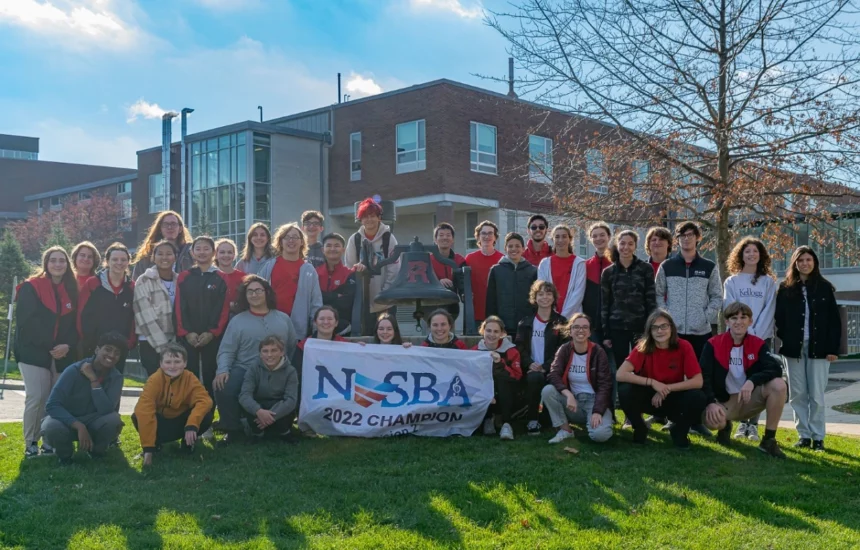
[
  {"xmin": 670, "ymin": 424, "xmax": 691, "ymax": 449},
  {"xmin": 793, "ymin": 438, "xmax": 812, "ymax": 449},
  {"xmin": 661, "ymin": 420, "xmax": 674, "ymax": 432},
  {"xmin": 812, "ymin": 440, "xmax": 825, "ymax": 453},
  {"xmin": 632, "ymin": 427, "xmax": 648, "ymax": 444},
  {"xmin": 39, "ymin": 443, "xmax": 56, "ymax": 456},
  {"xmin": 217, "ymin": 432, "xmax": 244, "ymax": 447},
  {"xmin": 24, "ymin": 443, "xmax": 39, "ymax": 459},
  {"xmin": 758, "ymin": 438, "xmax": 787, "ymax": 459},
  {"xmin": 716, "ymin": 422, "xmax": 733, "ymax": 446}
]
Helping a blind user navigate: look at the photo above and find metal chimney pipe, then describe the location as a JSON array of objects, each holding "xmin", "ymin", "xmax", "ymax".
[
  {"xmin": 180, "ymin": 108, "xmax": 194, "ymax": 221},
  {"xmin": 258, "ymin": 106, "xmax": 263, "ymax": 122},
  {"xmin": 161, "ymin": 112, "xmax": 178, "ymax": 212},
  {"xmin": 338, "ymin": 73, "xmax": 342, "ymax": 104},
  {"xmin": 507, "ymin": 57, "xmax": 517, "ymax": 98}
]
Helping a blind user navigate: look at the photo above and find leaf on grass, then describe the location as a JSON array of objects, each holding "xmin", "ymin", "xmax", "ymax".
[
  {"xmin": 630, "ymin": 508, "xmax": 638, "ymax": 515},
  {"xmin": 521, "ymin": 519, "xmax": 531, "ymax": 529},
  {"xmin": 563, "ymin": 446, "xmax": 579, "ymax": 454},
  {"xmin": 74, "ymin": 484, "xmax": 83, "ymax": 489},
  {"xmin": 211, "ymin": 515, "xmax": 221, "ymax": 521}
]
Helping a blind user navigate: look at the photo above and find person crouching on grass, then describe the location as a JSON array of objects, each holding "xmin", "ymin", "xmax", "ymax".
[
  {"xmin": 239, "ymin": 336, "xmax": 299, "ymax": 443},
  {"xmin": 700, "ymin": 302, "xmax": 787, "ymax": 458},
  {"xmin": 616, "ymin": 309, "xmax": 707, "ymax": 449},
  {"xmin": 473, "ymin": 316, "xmax": 522, "ymax": 441},
  {"xmin": 541, "ymin": 313, "xmax": 614, "ymax": 444},
  {"xmin": 132, "ymin": 343, "xmax": 214, "ymax": 467}
]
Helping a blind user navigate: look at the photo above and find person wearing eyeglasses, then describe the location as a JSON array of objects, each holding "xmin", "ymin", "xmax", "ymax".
[
  {"xmin": 258, "ymin": 223, "xmax": 323, "ymax": 339},
  {"xmin": 523, "ymin": 214, "xmax": 552, "ymax": 266},
  {"xmin": 132, "ymin": 211, "xmax": 194, "ymax": 280},
  {"xmin": 213, "ymin": 275, "xmax": 297, "ymax": 445},
  {"xmin": 617, "ymin": 309, "xmax": 707, "ymax": 448},
  {"xmin": 301, "ymin": 210, "xmax": 326, "ymax": 269},
  {"xmin": 465, "ymin": 221, "xmax": 504, "ymax": 325},
  {"xmin": 654, "ymin": 222, "xmax": 721, "ymax": 439}
]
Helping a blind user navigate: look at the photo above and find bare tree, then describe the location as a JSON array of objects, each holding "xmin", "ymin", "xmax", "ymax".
[{"xmin": 488, "ymin": 0, "xmax": 860, "ymax": 274}]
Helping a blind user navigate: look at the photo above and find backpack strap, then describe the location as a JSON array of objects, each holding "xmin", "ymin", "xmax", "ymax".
[{"xmin": 382, "ymin": 231, "xmax": 391, "ymax": 258}]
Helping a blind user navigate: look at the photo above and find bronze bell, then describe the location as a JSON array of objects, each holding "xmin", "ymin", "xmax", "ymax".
[{"xmin": 374, "ymin": 238, "xmax": 459, "ymax": 310}]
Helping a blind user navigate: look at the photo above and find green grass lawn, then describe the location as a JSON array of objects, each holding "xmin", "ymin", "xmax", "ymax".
[
  {"xmin": 1, "ymin": 421, "xmax": 859, "ymax": 550},
  {"xmin": 1, "ymin": 362, "xmax": 145, "ymax": 388},
  {"xmin": 834, "ymin": 401, "xmax": 860, "ymax": 415}
]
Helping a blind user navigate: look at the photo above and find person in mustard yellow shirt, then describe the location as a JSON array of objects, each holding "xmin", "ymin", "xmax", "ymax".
[{"xmin": 132, "ymin": 343, "xmax": 214, "ymax": 466}]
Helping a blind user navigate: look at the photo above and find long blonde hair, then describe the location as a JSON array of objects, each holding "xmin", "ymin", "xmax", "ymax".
[{"xmin": 134, "ymin": 210, "xmax": 192, "ymax": 264}]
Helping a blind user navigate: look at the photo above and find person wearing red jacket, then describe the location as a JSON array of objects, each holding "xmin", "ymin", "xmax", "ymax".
[
  {"xmin": 15, "ymin": 246, "xmax": 79, "ymax": 459},
  {"xmin": 78, "ymin": 242, "xmax": 136, "ymax": 373},
  {"xmin": 465, "ymin": 221, "xmax": 503, "ymax": 325},
  {"xmin": 317, "ymin": 233, "xmax": 357, "ymax": 335},
  {"xmin": 583, "ymin": 222, "xmax": 612, "ymax": 344},
  {"xmin": 429, "ymin": 223, "xmax": 466, "ymax": 319},
  {"xmin": 174, "ymin": 236, "xmax": 230, "ymax": 398},
  {"xmin": 422, "ymin": 309, "xmax": 469, "ymax": 350},
  {"xmin": 522, "ymin": 214, "xmax": 552, "ymax": 266},
  {"xmin": 541, "ymin": 313, "xmax": 614, "ymax": 444},
  {"xmin": 70, "ymin": 241, "xmax": 100, "ymax": 289},
  {"xmin": 473, "ymin": 316, "xmax": 522, "ymax": 441},
  {"xmin": 215, "ymin": 238, "xmax": 245, "ymax": 314}
]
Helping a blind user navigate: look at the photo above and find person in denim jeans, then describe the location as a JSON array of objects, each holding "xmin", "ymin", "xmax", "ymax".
[{"xmin": 541, "ymin": 313, "xmax": 614, "ymax": 444}]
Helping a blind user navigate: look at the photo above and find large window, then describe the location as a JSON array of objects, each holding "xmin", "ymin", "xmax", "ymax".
[
  {"xmin": 253, "ymin": 133, "xmax": 271, "ymax": 224},
  {"xmin": 350, "ymin": 132, "xmax": 361, "ymax": 181},
  {"xmin": 585, "ymin": 149, "xmax": 607, "ymax": 194},
  {"xmin": 632, "ymin": 160, "xmax": 649, "ymax": 201},
  {"xmin": 117, "ymin": 181, "xmax": 132, "ymax": 195},
  {"xmin": 396, "ymin": 120, "xmax": 426, "ymax": 174},
  {"xmin": 148, "ymin": 174, "xmax": 166, "ymax": 214},
  {"xmin": 470, "ymin": 122, "xmax": 497, "ymax": 174},
  {"xmin": 529, "ymin": 135, "xmax": 552, "ymax": 183},
  {"xmin": 189, "ymin": 132, "xmax": 248, "ymax": 244}
]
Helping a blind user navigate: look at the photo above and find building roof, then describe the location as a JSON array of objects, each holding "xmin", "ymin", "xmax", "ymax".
[
  {"xmin": 135, "ymin": 120, "xmax": 329, "ymax": 155},
  {"xmin": 24, "ymin": 172, "xmax": 138, "ymax": 202},
  {"xmin": 0, "ymin": 134, "xmax": 39, "ymax": 153},
  {"xmin": 0, "ymin": 158, "xmax": 135, "ymax": 212}
]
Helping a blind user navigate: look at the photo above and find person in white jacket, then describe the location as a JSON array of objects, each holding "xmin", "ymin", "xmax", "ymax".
[
  {"xmin": 344, "ymin": 198, "xmax": 400, "ymax": 318},
  {"xmin": 537, "ymin": 224, "xmax": 586, "ymax": 318},
  {"xmin": 723, "ymin": 236, "xmax": 777, "ymax": 442}
]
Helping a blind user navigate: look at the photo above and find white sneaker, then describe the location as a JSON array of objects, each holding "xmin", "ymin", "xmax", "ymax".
[
  {"xmin": 548, "ymin": 429, "xmax": 575, "ymax": 444},
  {"xmin": 499, "ymin": 423, "xmax": 514, "ymax": 440},
  {"xmin": 482, "ymin": 418, "xmax": 496, "ymax": 436},
  {"xmin": 746, "ymin": 424, "xmax": 760, "ymax": 442},
  {"xmin": 39, "ymin": 443, "xmax": 55, "ymax": 456},
  {"xmin": 24, "ymin": 443, "xmax": 39, "ymax": 459},
  {"xmin": 201, "ymin": 428, "xmax": 215, "ymax": 441},
  {"xmin": 733, "ymin": 422, "xmax": 748, "ymax": 439}
]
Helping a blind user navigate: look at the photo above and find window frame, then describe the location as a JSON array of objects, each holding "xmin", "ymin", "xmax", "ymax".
[
  {"xmin": 528, "ymin": 135, "xmax": 553, "ymax": 183},
  {"xmin": 350, "ymin": 131, "xmax": 362, "ymax": 181},
  {"xmin": 395, "ymin": 120, "xmax": 426, "ymax": 174},
  {"xmin": 148, "ymin": 173, "xmax": 166, "ymax": 214},
  {"xmin": 470, "ymin": 121, "xmax": 497, "ymax": 175},
  {"xmin": 585, "ymin": 148, "xmax": 608, "ymax": 194}
]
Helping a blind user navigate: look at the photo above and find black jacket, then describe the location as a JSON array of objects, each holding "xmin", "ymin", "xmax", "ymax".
[
  {"xmin": 700, "ymin": 332, "xmax": 783, "ymax": 404},
  {"xmin": 515, "ymin": 311, "xmax": 568, "ymax": 373},
  {"xmin": 485, "ymin": 257, "xmax": 538, "ymax": 333},
  {"xmin": 78, "ymin": 272, "xmax": 136, "ymax": 358},
  {"xmin": 14, "ymin": 277, "xmax": 78, "ymax": 371},
  {"xmin": 600, "ymin": 255, "xmax": 657, "ymax": 335},
  {"xmin": 175, "ymin": 267, "xmax": 229, "ymax": 338},
  {"xmin": 775, "ymin": 279, "xmax": 841, "ymax": 358},
  {"xmin": 584, "ymin": 253, "xmax": 611, "ymax": 334}
]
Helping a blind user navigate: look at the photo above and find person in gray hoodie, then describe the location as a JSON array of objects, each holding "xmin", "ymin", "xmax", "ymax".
[
  {"xmin": 235, "ymin": 223, "xmax": 275, "ymax": 275},
  {"xmin": 344, "ymin": 198, "xmax": 400, "ymax": 322},
  {"xmin": 722, "ymin": 236, "xmax": 777, "ymax": 441},
  {"xmin": 257, "ymin": 223, "xmax": 323, "ymax": 340},
  {"xmin": 214, "ymin": 275, "xmax": 297, "ymax": 444},
  {"xmin": 239, "ymin": 335, "xmax": 299, "ymax": 442}
]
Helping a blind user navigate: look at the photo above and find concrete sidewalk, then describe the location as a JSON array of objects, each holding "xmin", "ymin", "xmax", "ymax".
[{"xmin": 771, "ymin": 379, "xmax": 860, "ymax": 437}]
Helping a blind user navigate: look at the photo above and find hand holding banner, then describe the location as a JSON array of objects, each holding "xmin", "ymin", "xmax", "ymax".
[{"xmin": 298, "ymin": 339, "xmax": 494, "ymax": 438}]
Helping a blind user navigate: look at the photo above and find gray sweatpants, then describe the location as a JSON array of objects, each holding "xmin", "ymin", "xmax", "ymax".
[
  {"xmin": 785, "ymin": 342, "xmax": 830, "ymax": 441},
  {"xmin": 41, "ymin": 413, "xmax": 125, "ymax": 459},
  {"xmin": 541, "ymin": 385, "xmax": 613, "ymax": 442}
]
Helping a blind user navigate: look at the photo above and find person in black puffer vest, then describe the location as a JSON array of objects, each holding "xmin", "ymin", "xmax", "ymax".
[{"xmin": 486, "ymin": 232, "xmax": 538, "ymax": 334}]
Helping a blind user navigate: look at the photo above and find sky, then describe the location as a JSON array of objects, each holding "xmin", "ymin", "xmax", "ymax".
[{"xmin": 0, "ymin": 0, "xmax": 512, "ymax": 167}]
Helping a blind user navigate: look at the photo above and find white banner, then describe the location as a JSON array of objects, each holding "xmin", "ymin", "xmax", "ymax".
[{"xmin": 298, "ymin": 339, "xmax": 494, "ymax": 438}]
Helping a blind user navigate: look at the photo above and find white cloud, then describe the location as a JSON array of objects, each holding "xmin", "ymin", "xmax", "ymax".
[
  {"xmin": 409, "ymin": 0, "xmax": 483, "ymax": 19},
  {"xmin": 126, "ymin": 99, "xmax": 176, "ymax": 123},
  {"xmin": 0, "ymin": 0, "xmax": 146, "ymax": 49},
  {"xmin": 345, "ymin": 73, "xmax": 383, "ymax": 98}
]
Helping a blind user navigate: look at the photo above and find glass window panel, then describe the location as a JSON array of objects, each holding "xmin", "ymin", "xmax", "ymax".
[
  {"xmin": 237, "ymin": 144, "xmax": 246, "ymax": 183},
  {"xmin": 192, "ymin": 142, "xmax": 201, "ymax": 155},
  {"xmin": 418, "ymin": 150, "xmax": 426, "ymax": 162},
  {"xmin": 237, "ymin": 183, "xmax": 245, "ymax": 221},
  {"xmin": 478, "ymin": 125, "xmax": 495, "ymax": 153},
  {"xmin": 418, "ymin": 121, "xmax": 426, "ymax": 149},
  {"xmin": 219, "ymin": 135, "xmax": 230, "ymax": 149},
  {"xmin": 218, "ymin": 222, "xmax": 230, "ymax": 237},
  {"xmin": 205, "ymin": 188, "xmax": 218, "ymax": 226},
  {"xmin": 397, "ymin": 122, "xmax": 416, "ymax": 152},
  {"xmin": 254, "ymin": 145, "xmax": 270, "ymax": 183},
  {"xmin": 351, "ymin": 133, "xmax": 361, "ymax": 161},
  {"xmin": 207, "ymin": 151, "xmax": 218, "ymax": 188},
  {"xmin": 219, "ymin": 186, "xmax": 230, "ymax": 224},
  {"xmin": 192, "ymin": 155, "xmax": 201, "ymax": 190},
  {"xmin": 232, "ymin": 146, "xmax": 238, "ymax": 184},
  {"xmin": 470, "ymin": 123, "xmax": 477, "ymax": 150},
  {"xmin": 238, "ymin": 132, "xmax": 246, "ymax": 145},
  {"xmin": 398, "ymin": 151, "xmax": 417, "ymax": 163},
  {"xmin": 219, "ymin": 150, "xmax": 230, "ymax": 186},
  {"xmin": 253, "ymin": 133, "xmax": 270, "ymax": 146},
  {"xmin": 207, "ymin": 139, "xmax": 217, "ymax": 153},
  {"xmin": 191, "ymin": 190, "xmax": 203, "ymax": 227},
  {"xmin": 255, "ymin": 183, "xmax": 271, "ymax": 222}
]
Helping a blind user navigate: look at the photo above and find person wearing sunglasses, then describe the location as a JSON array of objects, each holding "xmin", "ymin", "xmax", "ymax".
[
  {"xmin": 523, "ymin": 214, "xmax": 552, "ymax": 266},
  {"xmin": 616, "ymin": 309, "xmax": 707, "ymax": 448}
]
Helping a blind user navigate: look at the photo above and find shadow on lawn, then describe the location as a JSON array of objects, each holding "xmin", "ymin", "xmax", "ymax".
[{"xmin": 2, "ymin": 423, "xmax": 859, "ymax": 548}]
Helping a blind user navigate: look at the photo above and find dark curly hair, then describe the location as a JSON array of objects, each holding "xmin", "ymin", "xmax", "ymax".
[
  {"xmin": 727, "ymin": 237, "xmax": 774, "ymax": 285},
  {"xmin": 235, "ymin": 275, "xmax": 277, "ymax": 313}
]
